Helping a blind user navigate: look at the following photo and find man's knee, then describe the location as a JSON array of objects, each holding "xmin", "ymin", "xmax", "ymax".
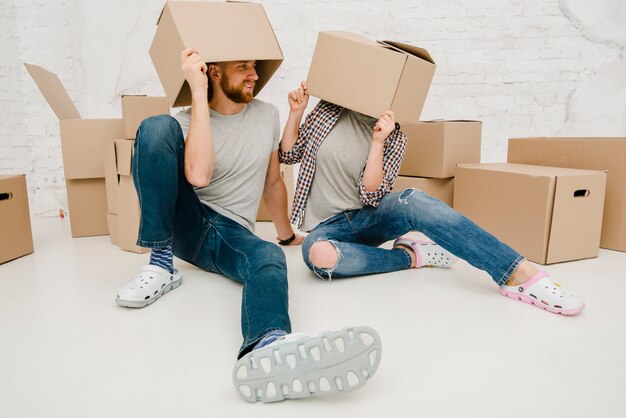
[
  {"xmin": 308, "ymin": 241, "xmax": 339, "ymax": 269},
  {"xmin": 137, "ymin": 115, "xmax": 182, "ymax": 149},
  {"xmin": 255, "ymin": 242, "xmax": 287, "ymax": 268}
]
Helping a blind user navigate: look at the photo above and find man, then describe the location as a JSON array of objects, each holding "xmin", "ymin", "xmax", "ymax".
[{"xmin": 114, "ymin": 49, "xmax": 382, "ymax": 403}]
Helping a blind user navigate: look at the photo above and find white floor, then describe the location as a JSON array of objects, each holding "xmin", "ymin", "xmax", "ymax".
[{"xmin": 1, "ymin": 216, "xmax": 625, "ymax": 418}]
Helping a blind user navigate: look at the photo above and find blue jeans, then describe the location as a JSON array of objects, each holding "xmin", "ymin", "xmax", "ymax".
[
  {"xmin": 302, "ymin": 189, "xmax": 524, "ymax": 285},
  {"xmin": 132, "ymin": 115, "xmax": 291, "ymax": 358}
]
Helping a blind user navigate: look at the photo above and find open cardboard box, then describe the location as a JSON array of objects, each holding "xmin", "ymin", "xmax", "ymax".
[
  {"xmin": 150, "ymin": 0, "xmax": 283, "ymax": 107},
  {"xmin": 400, "ymin": 120, "xmax": 482, "ymax": 179},
  {"xmin": 24, "ymin": 63, "xmax": 124, "ymax": 238},
  {"xmin": 306, "ymin": 31, "xmax": 436, "ymax": 124},
  {"xmin": 454, "ymin": 163, "xmax": 607, "ymax": 265},
  {"xmin": 0, "ymin": 175, "xmax": 34, "ymax": 264},
  {"xmin": 508, "ymin": 137, "xmax": 626, "ymax": 252}
]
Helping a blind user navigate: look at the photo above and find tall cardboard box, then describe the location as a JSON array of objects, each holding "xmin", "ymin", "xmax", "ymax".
[
  {"xmin": 256, "ymin": 165, "xmax": 294, "ymax": 221},
  {"xmin": 121, "ymin": 95, "xmax": 170, "ymax": 139},
  {"xmin": 306, "ymin": 31, "xmax": 436, "ymax": 124},
  {"xmin": 399, "ymin": 121, "xmax": 482, "ymax": 178},
  {"xmin": 393, "ymin": 176, "xmax": 454, "ymax": 207},
  {"xmin": 454, "ymin": 163, "xmax": 607, "ymax": 265},
  {"xmin": 150, "ymin": 0, "xmax": 283, "ymax": 107},
  {"xmin": 104, "ymin": 140, "xmax": 149, "ymax": 254},
  {"xmin": 24, "ymin": 63, "xmax": 124, "ymax": 237},
  {"xmin": 508, "ymin": 137, "xmax": 626, "ymax": 252},
  {"xmin": 0, "ymin": 175, "xmax": 34, "ymax": 264}
]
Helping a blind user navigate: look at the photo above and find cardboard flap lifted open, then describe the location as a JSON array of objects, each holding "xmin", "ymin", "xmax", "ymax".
[
  {"xmin": 150, "ymin": 0, "xmax": 283, "ymax": 107},
  {"xmin": 24, "ymin": 63, "xmax": 81, "ymax": 120},
  {"xmin": 379, "ymin": 40, "xmax": 434, "ymax": 64}
]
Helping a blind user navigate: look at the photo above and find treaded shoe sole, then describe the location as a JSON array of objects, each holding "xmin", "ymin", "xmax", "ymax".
[
  {"xmin": 115, "ymin": 277, "xmax": 183, "ymax": 308},
  {"xmin": 233, "ymin": 326, "xmax": 382, "ymax": 403}
]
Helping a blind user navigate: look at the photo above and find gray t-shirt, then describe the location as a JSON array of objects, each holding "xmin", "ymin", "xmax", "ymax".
[
  {"xmin": 174, "ymin": 99, "xmax": 280, "ymax": 232},
  {"xmin": 301, "ymin": 109, "xmax": 377, "ymax": 232}
]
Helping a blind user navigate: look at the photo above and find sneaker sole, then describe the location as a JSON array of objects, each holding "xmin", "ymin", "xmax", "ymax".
[
  {"xmin": 499, "ymin": 288, "xmax": 585, "ymax": 316},
  {"xmin": 233, "ymin": 325, "xmax": 382, "ymax": 403},
  {"xmin": 116, "ymin": 277, "xmax": 183, "ymax": 308}
]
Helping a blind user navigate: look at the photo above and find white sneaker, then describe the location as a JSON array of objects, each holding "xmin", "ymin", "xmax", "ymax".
[
  {"xmin": 233, "ymin": 326, "xmax": 382, "ymax": 403},
  {"xmin": 115, "ymin": 265, "xmax": 182, "ymax": 308},
  {"xmin": 394, "ymin": 237, "xmax": 458, "ymax": 268}
]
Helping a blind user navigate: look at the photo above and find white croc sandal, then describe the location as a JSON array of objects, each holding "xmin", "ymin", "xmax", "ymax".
[
  {"xmin": 393, "ymin": 237, "xmax": 458, "ymax": 268},
  {"xmin": 499, "ymin": 272, "xmax": 585, "ymax": 315},
  {"xmin": 233, "ymin": 326, "xmax": 382, "ymax": 403},
  {"xmin": 116, "ymin": 265, "xmax": 182, "ymax": 308}
]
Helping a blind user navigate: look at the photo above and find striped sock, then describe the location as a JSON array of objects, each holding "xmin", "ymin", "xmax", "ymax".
[
  {"xmin": 149, "ymin": 246, "xmax": 174, "ymax": 274},
  {"xmin": 254, "ymin": 330, "xmax": 288, "ymax": 350}
]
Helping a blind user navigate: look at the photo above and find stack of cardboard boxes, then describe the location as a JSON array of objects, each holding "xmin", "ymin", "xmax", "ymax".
[{"xmin": 25, "ymin": 63, "xmax": 170, "ymax": 253}]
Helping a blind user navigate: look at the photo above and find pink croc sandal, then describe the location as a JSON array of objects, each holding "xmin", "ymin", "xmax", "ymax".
[
  {"xmin": 499, "ymin": 272, "xmax": 585, "ymax": 315},
  {"xmin": 393, "ymin": 237, "xmax": 458, "ymax": 268}
]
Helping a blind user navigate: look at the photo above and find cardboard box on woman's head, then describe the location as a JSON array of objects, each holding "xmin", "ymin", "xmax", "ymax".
[{"xmin": 306, "ymin": 31, "xmax": 436, "ymax": 124}]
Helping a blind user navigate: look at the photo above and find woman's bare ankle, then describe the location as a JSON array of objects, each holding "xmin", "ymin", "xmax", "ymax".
[{"xmin": 505, "ymin": 260, "xmax": 540, "ymax": 286}]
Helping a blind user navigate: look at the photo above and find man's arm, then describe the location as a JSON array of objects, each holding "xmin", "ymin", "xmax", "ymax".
[
  {"xmin": 262, "ymin": 151, "xmax": 303, "ymax": 245},
  {"xmin": 180, "ymin": 48, "xmax": 215, "ymax": 187}
]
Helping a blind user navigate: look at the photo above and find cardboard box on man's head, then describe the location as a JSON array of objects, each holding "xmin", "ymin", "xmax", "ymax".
[
  {"xmin": 306, "ymin": 31, "xmax": 436, "ymax": 124},
  {"xmin": 150, "ymin": 0, "xmax": 284, "ymax": 108}
]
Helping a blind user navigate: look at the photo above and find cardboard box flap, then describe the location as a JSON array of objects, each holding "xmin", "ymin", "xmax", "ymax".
[
  {"xmin": 379, "ymin": 40, "xmax": 434, "ymax": 64},
  {"xmin": 24, "ymin": 63, "xmax": 81, "ymax": 120},
  {"xmin": 150, "ymin": 1, "xmax": 283, "ymax": 107}
]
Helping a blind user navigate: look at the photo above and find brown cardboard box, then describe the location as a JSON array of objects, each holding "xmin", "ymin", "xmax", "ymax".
[
  {"xmin": 306, "ymin": 31, "xmax": 435, "ymax": 124},
  {"xmin": 24, "ymin": 63, "xmax": 124, "ymax": 237},
  {"xmin": 454, "ymin": 163, "xmax": 607, "ymax": 265},
  {"xmin": 0, "ymin": 175, "xmax": 34, "ymax": 264},
  {"xmin": 150, "ymin": 0, "xmax": 283, "ymax": 107},
  {"xmin": 103, "ymin": 140, "xmax": 149, "ymax": 254},
  {"xmin": 393, "ymin": 176, "xmax": 454, "ymax": 207},
  {"xmin": 257, "ymin": 165, "xmax": 294, "ymax": 222},
  {"xmin": 508, "ymin": 137, "xmax": 626, "ymax": 252},
  {"xmin": 121, "ymin": 96, "xmax": 170, "ymax": 139},
  {"xmin": 399, "ymin": 121, "xmax": 482, "ymax": 178}
]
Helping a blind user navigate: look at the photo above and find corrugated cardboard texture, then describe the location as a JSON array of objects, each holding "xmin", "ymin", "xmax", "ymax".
[
  {"xmin": 121, "ymin": 96, "xmax": 170, "ymax": 139},
  {"xmin": 393, "ymin": 176, "xmax": 454, "ymax": 207},
  {"xmin": 454, "ymin": 163, "xmax": 606, "ymax": 264},
  {"xmin": 150, "ymin": 1, "xmax": 283, "ymax": 107},
  {"xmin": 400, "ymin": 121, "xmax": 482, "ymax": 178},
  {"xmin": 0, "ymin": 175, "xmax": 34, "ymax": 264},
  {"xmin": 257, "ymin": 165, "xmax": 294, "ymax": 222},
  {"xmin": 508, "ymin": 137, "xmax": 626, "ymax": 252},
  {"xmin": 306, "ymin": 31, "xmax": 435, "ymax": 124}
]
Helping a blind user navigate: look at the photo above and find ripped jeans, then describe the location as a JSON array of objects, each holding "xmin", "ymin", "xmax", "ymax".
[{"xmin": 302, "ymin": 189, "xmax": 524, "ymax": 286}]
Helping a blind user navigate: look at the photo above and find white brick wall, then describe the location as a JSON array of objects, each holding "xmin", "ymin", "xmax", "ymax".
[{"xmin": 1, "ymin": 0, "xmax": 625, "ymax": 211}]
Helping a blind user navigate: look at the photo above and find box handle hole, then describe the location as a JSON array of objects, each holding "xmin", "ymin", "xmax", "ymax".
[
  {"xmin": 573, "ymin": 189, "xmax": 590, "ymax": 198},
  {"xmin": 0, "ymin": 192, "xmax": 13, "ymax": 201}
]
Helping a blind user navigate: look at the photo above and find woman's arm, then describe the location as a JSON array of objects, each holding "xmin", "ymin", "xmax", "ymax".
[{"xmin": 279, "ymin": 81, "xmax": 310, "ymax": 164}]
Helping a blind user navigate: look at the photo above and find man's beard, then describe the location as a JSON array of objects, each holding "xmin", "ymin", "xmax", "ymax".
[{"xmin": 220, "ymin": 75, "xmax": 254, "ymax": 104}]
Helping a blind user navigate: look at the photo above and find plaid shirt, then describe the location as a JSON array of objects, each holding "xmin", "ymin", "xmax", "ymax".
[{"xmin": 279, "ymin": 100, "xmax": 408, "ymax": 229}]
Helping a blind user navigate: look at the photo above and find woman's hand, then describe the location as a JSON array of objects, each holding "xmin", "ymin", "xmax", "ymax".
[
  {"xmin": 373, "ymin": 110, "xmax": 395, "ymax": 143},
  {"xmin": 288, "ymin": 81, "xmax": 309, "ymax": 113}
]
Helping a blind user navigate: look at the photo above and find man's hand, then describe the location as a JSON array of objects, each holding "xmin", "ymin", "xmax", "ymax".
[
  {"xmin": 288, "ymin": 81, "xmax": 309, "ymax": 113},
  {"xmin": 181, "ymin": 48, "xmax": 208, "ymax": 97},
  {"xmin": 373, "ymin": 110, "xmax": 395, "ymax": 144}
]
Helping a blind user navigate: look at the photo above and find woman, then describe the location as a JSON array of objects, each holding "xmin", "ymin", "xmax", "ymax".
[{"xmin": 278, "ymin": 81, "xmax": 584, "ymax": 316}]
